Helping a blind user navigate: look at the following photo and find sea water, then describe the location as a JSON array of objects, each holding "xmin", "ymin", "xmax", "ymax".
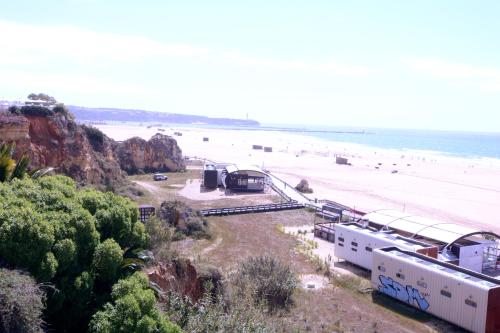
[{"xmin": 302, "ymin": 127, "xmax": 500, "ymax": 160}]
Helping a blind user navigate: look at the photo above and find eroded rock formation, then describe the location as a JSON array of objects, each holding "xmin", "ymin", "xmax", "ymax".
[
  {"xmin": 0, "ymin": 108, "xmax": 185, "ymax": 186},
  {"xmin": 147, "ymin": 259, "xmax": 222, "ymax": 302},
  {"xmin": 115, "ymin": 133, "xmax": 185, "ymax": 174}
]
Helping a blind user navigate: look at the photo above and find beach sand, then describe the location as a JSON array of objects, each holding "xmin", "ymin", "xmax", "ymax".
[{"xmin": 97, "ymin": 123, "xmax": 500, "ymax": 234}]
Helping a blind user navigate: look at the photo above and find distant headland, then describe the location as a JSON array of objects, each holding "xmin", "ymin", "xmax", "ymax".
[{"xmin": 67, "ymin": 105, "xmax": 260, "ymax": 126}]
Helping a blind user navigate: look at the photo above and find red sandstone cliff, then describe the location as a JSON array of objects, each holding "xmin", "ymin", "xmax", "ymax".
[
  {"xmin": 147, "ymin": 259, "xmax": 222, "ymax": 302},
  {"xmin": 0, "ymin": 109, "xmax": 185, "ymax": 186}
]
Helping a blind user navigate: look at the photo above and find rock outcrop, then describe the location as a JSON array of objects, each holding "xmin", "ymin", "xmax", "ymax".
[
  {"xmin": 115, "ymin": 133, "xmax": 185, "ymax": 174},
  {"xmin": 1, "ymin": 111, "xmax": 124, "ymax": 186},
  {"xmin": 0, "ymin": 114, "xmax": 30, "ymax": 141},
  {"xmin": 147, "ymin": 259, "xmax": 222, "ymax": 302},
  {"xmin": 0, "ymin": 108, "xmax": 185, "ymax": 186}
]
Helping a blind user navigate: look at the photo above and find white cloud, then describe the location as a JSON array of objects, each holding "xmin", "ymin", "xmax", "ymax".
[
  {"xmin": 403, "ymin": 58, "xmax": 500, "ymax": 80},
  {"xmin": 0, "ymin": 20, "xmax": 375, "ymax": 77},
  {"xmin": 222, "ymin": 51, "xmax": 374, "ymax": 76},
  {"xmin": 403, "ymin": 58, "xmax": 500, "ymax": 93},
  {"xmin": 0, "ymin": 20, "xmax": 209, "ymax": 64},
  {"xmin": 1, "ymin": 70, "xmax": 158, "ymax": 97}
]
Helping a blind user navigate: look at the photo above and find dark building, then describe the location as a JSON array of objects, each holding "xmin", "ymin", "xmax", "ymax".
[
  {"xmin": 139, "ymin": 205, "xmax": 155, "ymax": 222},
  {"xmin": 203, "ymin": 164, "xmax": 218, "ymax": 189},
  {"xmin": 336, "ymin": 156, "xmax": 348, "ymax": 165},
  {"xmin": 221, "ymin": 164, "xmax": 267, "ymax": 192}
]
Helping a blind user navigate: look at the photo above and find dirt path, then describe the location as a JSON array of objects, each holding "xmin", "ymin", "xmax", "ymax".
[
  {"xmin": 200, "ymin": 236, "xmax": 222, "ymax": 256},
  {"xmin": 133, "ymin": 180, "xmax": 162, "ymax": 195}
]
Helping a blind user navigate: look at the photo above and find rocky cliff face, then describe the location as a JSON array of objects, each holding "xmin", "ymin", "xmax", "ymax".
[
  {"xmin": 0, "ymin": 110, "xmax": 185, "ymax": 186},
  {"xmin": 147, "ymin": 259, "xmax": 222, "ymax": 302},
  {"xmin": 1, "ymin": 112, "xmax": 124, "ymax": 186},
  {"xmin": 115, "ymin": 133, "xmax": 185, "ymax": 174}
]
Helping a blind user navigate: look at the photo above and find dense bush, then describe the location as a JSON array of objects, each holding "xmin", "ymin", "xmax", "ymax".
[
  {"xmin": 0, "ymin": 269, "xmax": 45, "ymax": 333},
  {"xmin": 0, "ymin": 176, "xmax": 150, "ymax": 332},
  {"xmin": 89, "ymin": 272, "xmax": 182, "ymax": 333},
  {"xmin": 18, "ymin": 105, "xmax": 54, "ymax": 117},
  {"xmin": 158, "ymin": 200, "xmax": 211, "ymax": 240},
  {"xmin": 163, "ymin": 287, "xmax": 278, "ymax": 332},
  {"xmin": 83, "ymin": 125, "xmax": 106, "ymax": 152},
  {"xmin": 295, "ymin": 179, "xmax": 313, "ymax": 193},
  {"xmin": 233, "ymin": 256, "xmax": 298, "ymax": 312}
]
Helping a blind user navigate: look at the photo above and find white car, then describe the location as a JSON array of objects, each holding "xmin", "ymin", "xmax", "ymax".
[{"xmin": 153, "ymin": 174, "xmax": 168, "ymax": 181}]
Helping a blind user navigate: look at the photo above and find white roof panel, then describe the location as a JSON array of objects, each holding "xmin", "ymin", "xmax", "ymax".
[
  {"xmin": 363, "ymin": 209, "xmax": 479, "ymax": 244},
  {"xmin": 225, "ymin": 164, "xmax": 265, "ymax": 174}
]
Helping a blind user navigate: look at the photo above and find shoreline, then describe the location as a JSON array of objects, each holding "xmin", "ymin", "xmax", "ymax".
[
  {"xmin": 90, "ymin": 121, "xmax": 500, "ymax": 163},
  {"xmin": 96, "ymin": 123, "xmax": 500, "ymax": 234}
]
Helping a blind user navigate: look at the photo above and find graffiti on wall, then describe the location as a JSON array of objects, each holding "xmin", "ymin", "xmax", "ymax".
[{"xmin": 378, "ymin": 275, "xmax": 430, "ymax": 310}]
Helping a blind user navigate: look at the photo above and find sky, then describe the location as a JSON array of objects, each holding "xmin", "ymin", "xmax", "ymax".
[{"xmin": 1, "ymin": 0, "xmax": 500, "ymax": 131}]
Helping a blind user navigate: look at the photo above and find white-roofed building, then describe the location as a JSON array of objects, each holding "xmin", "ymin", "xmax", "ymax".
[{"xmin": 361, "ymin": 209, "xmax": 500, "ymax": 273}]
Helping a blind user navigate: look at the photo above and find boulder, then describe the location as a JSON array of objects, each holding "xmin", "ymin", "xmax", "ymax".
[{"xmin": 114, "ymin": 133, "xmax": 185, "ymax": 174}]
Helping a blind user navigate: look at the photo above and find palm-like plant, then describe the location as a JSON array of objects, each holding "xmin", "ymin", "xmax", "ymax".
[{"xmin": 0, "ymin": 143, "xmax": 30, "ymax": 182}]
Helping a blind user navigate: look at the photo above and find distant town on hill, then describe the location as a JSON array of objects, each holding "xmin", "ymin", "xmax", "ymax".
[{"xmin": 68, "ymin": 105, "xmax": 260, "ymax": 126}]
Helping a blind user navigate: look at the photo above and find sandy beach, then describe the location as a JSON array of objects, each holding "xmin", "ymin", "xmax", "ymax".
[{"xmin": 97, "ymin": 123, "xmax": 500, "ymax": 234}]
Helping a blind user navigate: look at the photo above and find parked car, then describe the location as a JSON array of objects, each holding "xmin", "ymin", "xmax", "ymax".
[{"xmin": 153, "ymin": 173, "xmax": 168, "ymax": 181}]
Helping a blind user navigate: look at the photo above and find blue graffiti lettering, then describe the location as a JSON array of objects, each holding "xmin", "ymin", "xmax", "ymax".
[
  {"xmin": 406, "ymin": 285, "xmax": 429, "ymax": 310},
  {"xmin": 378, "ymin": 275, "xmax": 429, "ymax": 310}
]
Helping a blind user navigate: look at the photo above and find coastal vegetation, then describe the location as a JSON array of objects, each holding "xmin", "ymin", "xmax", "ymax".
[
  {"xmin": 295, "ymin": 178, "xmax": 313, "ymax": 194},
  {"xmin": 0, "ymin": 175, "xmax": 167, "ymax": 332},
  {"xmin": 157, "ymin": 200, "xmax": 212, "ymax": 240}
]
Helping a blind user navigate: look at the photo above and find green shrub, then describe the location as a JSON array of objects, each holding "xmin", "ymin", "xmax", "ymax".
[
  {"xmin": 233, "ymin": 256, "xmax": 298, "ymax": 312},
  {"xmin": 158, "ymin": 200, "xmax": 211, "ymax": 240},
  {"xmin": 83, "ymin": 125, "xmax": 106, "ymax": 152},
  {"xmin": 0, "ymin": 176, "xmax": 147, "ymax": 332},
  {"xmin": 18, "ymin": 105, "xmax": 54, "ymax": 117},
  {"xmin": 89, "ymin": 273, "xmax": 182, "ymax": 333},
  {"xmin": 163, "ymin": 287, "xmax": 278, "ymax": 333}
]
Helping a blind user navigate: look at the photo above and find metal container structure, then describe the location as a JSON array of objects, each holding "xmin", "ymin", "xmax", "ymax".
[
  {"xmin": 203, "ymin": 164, "xmax": 218, "ymax": 189},
  {"xmin": 334, "ymin": 223, "xmax": 437, "ymax": 270},
  {"xmin": 372, "ymin": 247, "xmax": 500, "ymax": 333},
  {"xmin": 138, "ymin": 205, "xmax": 155, "ymax": 222}
]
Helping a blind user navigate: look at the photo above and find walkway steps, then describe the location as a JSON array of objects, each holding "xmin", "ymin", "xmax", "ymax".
[{"xmin": 199, "ymin": 202, "xmax": 305, "ymax": 217}]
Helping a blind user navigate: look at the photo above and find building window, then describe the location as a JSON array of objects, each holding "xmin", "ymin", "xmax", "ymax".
[
  {"xmin": 378, "ymin": 265, "xmax": 386, "ymax": 272},
  {"xmin": 440, "ymin": 290, "xmax": 452, "ymax": 298},
  {"xmin": 351, "ymin": 241, "xmax": 358, "ymax": 247},
  {"xmin": 338, "ymin": 237, "xmax": 345, "ymax": 242},
  {"xmin": 396, "ymin": 272, "xmax": 405, "ymax": 280},
  {"xmin": 417, "ymin": 280, "xmax": 427, "ymax": 288},
  {"xmin": 465, "ymin": 299, "xmax": 477, "ymax": 308},
  {"xmin": 351, "ymin": 248, "xmax": 357, "ymax": 252},
  {"xmin": 338, "ymin": 243, "xmax": 344, "ymax": 247},
  {"xmin": 365, "ymin": 246, "xmax": 373, "ymax": 252}
]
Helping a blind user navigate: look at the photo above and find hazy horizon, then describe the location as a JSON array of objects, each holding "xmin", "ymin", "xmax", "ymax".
[{"xmin": 1, "ymin": 1, "xmax": 500, "ymax": 132}]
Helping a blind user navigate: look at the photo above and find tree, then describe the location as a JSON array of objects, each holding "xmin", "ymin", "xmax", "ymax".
[
  {"xmin": 0, "ymin": 143, "xmax": 30, "ymax": 183},
  {"xmin": 27, "ymin": 93, "xmax": 56, "ymax": 104},
  {"xmin": 89, "ymin": 273, "xmax": 182, "ymax": 333},
  {"xmin": 0, "ymin": 269, "xmax": 46, "ymax": 333}
]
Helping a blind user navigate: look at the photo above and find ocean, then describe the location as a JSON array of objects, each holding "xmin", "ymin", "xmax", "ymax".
[
  {"xmin": 300, "ymin": 127, "xmax": 500, "ymax": 160},
  {"xmin": 207, "ymin": 124, "xmax": 500, "ymax": 160},
  {"xmin": 106, "ymin": 121, "xmax": 500, "ymax": 160}
]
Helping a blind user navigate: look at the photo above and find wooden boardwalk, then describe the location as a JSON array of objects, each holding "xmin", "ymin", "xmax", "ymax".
[{"xmin": 199, "ymin": 202, "xmax": 305, "ymax": 217}]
